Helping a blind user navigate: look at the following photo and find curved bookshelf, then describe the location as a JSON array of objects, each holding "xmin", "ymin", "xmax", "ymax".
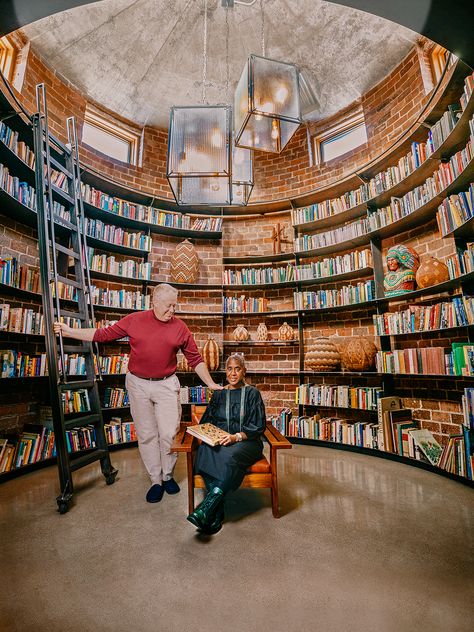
[
  {"xmin": 376, "ymin": 324, "xmax": 472, "ymax": 338},
  {"xmin": 442, "ymin": 214, "xmax": 474, "ymax": 240},
  {"xmin": 298, "ymin": 299, "xmax": 378, "ymax": 314},
  {"xmin": 0, "ymin": 439, "xmax": 138, "ymax": 483},
  {"xmin": 222, "ymin": 266, "xmax": 374, "ymax": 291},
  {"xmin": 287, "ymin": 437, "xmax": 474, "ymax": 489},
  {"xmin": 300, "ymin": 403, "xmax": 377, "ymax": 412},
  {"xmin": 292, "ymin": 200, "xmax": 368, "ymax": 233},
  {"xmin": 83, "ymin": 200, "xmax": 222, "ymax": 240},
  {"xmin": 224, "ymin": 340, "xmax": 298, "ymax": 346},
  {"xmin": 296, "ymin": 154, "xmax": 474, "ymax": 260},
  {"xmin": 2, "ymin": 60, "xmax": 474, "ymax": 485},
  {"xmin": 223, "ymin": 310, "xmax": 298, "ymax": 318},
  {"xmin": 223, "ymin": 252, "xmax": 295, "ymax": 265},
  {"xmin": 86, "ymin": 234, "xmax": 150, "ymax": 258}
]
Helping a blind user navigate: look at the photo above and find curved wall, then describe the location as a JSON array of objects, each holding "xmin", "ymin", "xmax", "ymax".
[
  {"xmin": 0, "ymin": 33, "xmax": 470, "ymax": 452},
  {"xmin": 7, "ymin": 36, "xmax": 433, "ymax": 205}
]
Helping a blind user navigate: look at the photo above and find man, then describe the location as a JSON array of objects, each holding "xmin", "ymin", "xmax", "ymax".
[{"xmin": 54, "ymin": 283, "xmax": 222, "ymax": 503}]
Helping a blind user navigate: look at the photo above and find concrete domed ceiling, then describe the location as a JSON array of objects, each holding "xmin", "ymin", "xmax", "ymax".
[{"xmin": 21, "ymin": 0, "xmax": 419, "ymax": 129}]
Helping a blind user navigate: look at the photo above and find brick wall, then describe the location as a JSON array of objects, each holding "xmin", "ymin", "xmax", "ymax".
[{"xmin": 1, "ymin": 36, "xmax": 469, "ymax": 457}]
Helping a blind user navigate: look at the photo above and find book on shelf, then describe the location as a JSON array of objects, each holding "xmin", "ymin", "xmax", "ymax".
[
  {"xmin": 186, "ymin": 423, "xmax": 229, "ymax": 446},
  {"xmin": 389, "ymin": 409, "xmax": 416, "ymax": 456},
  {"xmin": 376, "ymin": 396, "xmax": 402, "ymax": 452},
  {"xmin": 408, "ymin": 429, "xmax": 443, "ymax": 466}
]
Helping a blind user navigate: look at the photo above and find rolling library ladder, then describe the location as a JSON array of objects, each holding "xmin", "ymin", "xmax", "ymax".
[{"xmin": 32, "ymin": 84, "xmax": 117, "ymax": 514}]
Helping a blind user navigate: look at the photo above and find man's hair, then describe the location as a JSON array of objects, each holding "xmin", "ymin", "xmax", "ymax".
[
  {"xmin": 225, "ymin": 353, "xmax": 246, "ymax": 370},
  {"xmin": 152, "ymin": 283, "xmax": 178, "ymax": 303}
]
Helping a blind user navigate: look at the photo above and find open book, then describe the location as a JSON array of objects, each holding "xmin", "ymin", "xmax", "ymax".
[{"xmin": 186, "ymin": 423, "xmax": 229, "ymax": 447}]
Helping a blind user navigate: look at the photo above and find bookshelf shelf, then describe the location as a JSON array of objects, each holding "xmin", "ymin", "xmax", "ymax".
[
  {"xmin": 85, "ymin": 234, "xmax": 150, "ymax": 258},
  {"xmin": 442, "ymin": 214, "xmax": 474, "ymax": 240},
  {"xmin": 0, "ymin": 439, "xmax": 138, "ymax": 483},
  {"xmin": 377, "ymin": 324, "xmax": 471, "ymax": 338},
  {"xmin": 292, "ymin": 200, "xmax": 368, "ymax": 233},
  {"xmin": 286, "ymin": 437, "xmax": 474, "ymax": 488},
  {"xmin": 223, "ymin": 252, "xmax": 295, "ymax": 265},
  {"xmin": 223, "ymin": 310, "xmax": 298, "ymax": 318},
  {"xmin": 224, "ymin": 340, "xmax": 299, "ymax": 347},
  {"xmin": 300, "ymin": 403, "xmax": 377, "ymax": 412},
  {"xmin": 83, "ymin": 201, "xmax": 222, "ymax": 240},
  {"xmin": 222, "ymin": 266, "xmax": 374, "ymax": 290}
]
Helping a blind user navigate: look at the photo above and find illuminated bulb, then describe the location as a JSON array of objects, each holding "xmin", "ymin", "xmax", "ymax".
[
  {"xmin": 254, "ymin": 135, "xmax": 260, "ymax": 145},
  {"xmin": 211, "ymin": 130, "xmax": 223, "ymax": 147},
  {"xmin": 271, "ymin": 120, "xmax": 279, "ymax": 140},
  {"xmin": 235, "ymin": 188, "xmax": 242, "ymax": 197},
  {"xmin": 262, "ymin": 101, "xmax": 274, "ymax": 113},
  {"xmin": 234, "ymin": 148, "xmax": 244, "ymax": 165},
  {"xmin": 275, "ymin": 85, "xmax": 288, "ymax": 104},
  {"xmin": 255, "ymin": 114, "xmax": 262, "ymax": 121}
]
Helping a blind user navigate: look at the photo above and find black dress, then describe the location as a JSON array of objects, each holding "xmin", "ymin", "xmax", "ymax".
[{"xmin": 194, "ymin": 385, "xmax": 266, "ymax": 493}]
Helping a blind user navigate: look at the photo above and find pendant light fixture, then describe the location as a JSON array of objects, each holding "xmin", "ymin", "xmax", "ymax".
[
  {"xmin": 234, "ymin": 1, "xmax": 302, "ymax": 153},
  {"xmin": 224, "ymin": 2, "xmax": 253, "ymax": 205},
  {"xmin": 167, "ymin": 0, "xmax": 233, "ymax": 205}
]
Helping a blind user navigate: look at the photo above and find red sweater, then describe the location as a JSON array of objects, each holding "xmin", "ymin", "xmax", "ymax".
[{"xmin": 93, "ymin": 310, "xmax": 203, "ymax": 378}]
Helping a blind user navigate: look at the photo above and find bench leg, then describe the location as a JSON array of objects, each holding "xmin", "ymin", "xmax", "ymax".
[
  {"xmin": 186, "ymin": 453, "xmax": 194, "ymax": 514},
  {"xmin": 271, "ymin": 449, "xmax": 280, "ymax": 518}
]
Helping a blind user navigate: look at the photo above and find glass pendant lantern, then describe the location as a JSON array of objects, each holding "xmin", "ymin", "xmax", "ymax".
[
  {"xmin": 167, "ymin": 105, "xmax": 233, "ymax": 206},
  {"xmin": 230, "ymin": 139, "xmax": 253, "ymax": 205},
  {"xmin": 234, "ymin": 54, "xmax": 302, "ymax": 154}
]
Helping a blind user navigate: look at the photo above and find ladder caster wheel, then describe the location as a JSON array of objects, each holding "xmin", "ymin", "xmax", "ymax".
[
  {"xmin": 57, "ymin": 501, "xmax": 70, "ymax": 514},
  {"xmin": 105, "ymin": 471, "xmax": 117, "ymax": 485}
]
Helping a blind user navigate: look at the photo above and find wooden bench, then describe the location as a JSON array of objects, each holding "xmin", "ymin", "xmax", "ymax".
[{"xmin": 172, "ymin": 405, "xmax": 292, "ymax": 518}]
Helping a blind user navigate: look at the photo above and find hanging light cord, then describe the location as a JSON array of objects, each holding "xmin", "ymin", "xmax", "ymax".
[
  {"xmin": 225, "ymin": 4, "xmax": 230, "ymax": 103},
  {"xmin": 202, "ymin": 0, "xmax": 208, "ymax": 104},
  {"xmin": 260, "ymin": 0, "xmax": 265, "ymax": 57}
]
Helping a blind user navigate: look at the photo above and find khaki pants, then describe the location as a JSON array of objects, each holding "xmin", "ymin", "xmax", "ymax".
[{"xmin": 125, "ymin": 372, "xmax": 182, "ymax": 485}]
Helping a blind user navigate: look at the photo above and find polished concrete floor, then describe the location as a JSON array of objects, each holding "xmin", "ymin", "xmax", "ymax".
[{"xmin": 0, "ymin": 444, "xmax": 473, "ymax": 632}]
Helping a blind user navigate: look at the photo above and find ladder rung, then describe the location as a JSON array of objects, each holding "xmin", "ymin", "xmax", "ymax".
[
  {"xmin": 70, "ymin": 448, "xmax": 108, "ymax": 472},
  {"xmin": 55, "ymin": 309, "xmax": 88, "ymax": 321},
  {"xmin": 62, "ymin": 344, "xmax": 92, "ymax": 354},
  {"xmin": 52, "ymin": 184, "xmax": 74, "ymax": 205},
  {"xmin": 53, "ymin": 215, "xmax": 77, "ymax": 231},
  {"xmin": 50, "ymin": 155, "xmax": 73, "ymax": 179},
  {"xmin": 55, "ymin": 243, "xmax": 80, "ymax": 259},
  {"xmin": 60, "ymin": 379, "xmax": 95, "ymax": 390},
  {"xmin": 64, "ymin": 413, "xmax": 101, "ymax": 430},
  {"xmin": 57, "ymin": 275, "xmax": 81, "ymax": 289}
]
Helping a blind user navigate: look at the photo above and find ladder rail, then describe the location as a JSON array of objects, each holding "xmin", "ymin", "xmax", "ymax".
[
  {"xmin": 36, "ymin": 83, "xmax": 68, "ymax": 382},
  {"xmin": 32, "ymin": 85, "xmax": 118, "ymax": 513},
  {"xmin": 66, "ymin": 116, "xmax": 103, "ymax": 382}
]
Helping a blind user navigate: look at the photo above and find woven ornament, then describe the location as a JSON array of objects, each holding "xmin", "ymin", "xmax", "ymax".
[
  {"xmin": 305, "ymin": 337, "xmax": 340, "ymax": 371},
  {"xmin": 256, "ymin": 322, "xmax": 268, "ymax": 341},
  {"xmin": 232, "ymin": 324, "xmax": 249, "ymax": 341},
  {"xmin": 340, "ymin": 337, "xmax": 377, "ymax": 371},
  {"xmin": 415, "ymin": 257, "xmax": 449, "ymax": 288},
  {"xmin": 170, "ymin": 239, "xmax": 199, "ymax": 284},
  {"xmin": 202, "ymin": 336, "xmax": 220, "ymax": 371},
  {"xmin": 278, "ymin": 321, "xmax": 295, "ymax": 341}
]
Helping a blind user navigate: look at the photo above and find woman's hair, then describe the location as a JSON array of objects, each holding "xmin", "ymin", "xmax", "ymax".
[{"xmin": 225, "ymin": 353, "xmax": 246, "ymax": 371}]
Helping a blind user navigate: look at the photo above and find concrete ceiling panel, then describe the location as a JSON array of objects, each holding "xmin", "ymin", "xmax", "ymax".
[{"xmin": 22, "ymin": 0, "xmax": 419, "ymax": 128}]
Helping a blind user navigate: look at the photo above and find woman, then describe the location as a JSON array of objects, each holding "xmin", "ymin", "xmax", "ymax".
[{"xmin": 187, "ymin": 353, "xmax": 266, "ymax": 535}]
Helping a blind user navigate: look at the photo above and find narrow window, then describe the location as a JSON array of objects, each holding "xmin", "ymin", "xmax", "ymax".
[
  {"xmin": 82, "ymin": 107, "xmax": 141, "ymax": 165},
  {"xmin": 314, "ymin": 113, "xmax": 367, "ymax": 164},
  {"xmin": 0, "ymin": 36, "xmax": 17, "ymax": 83}
]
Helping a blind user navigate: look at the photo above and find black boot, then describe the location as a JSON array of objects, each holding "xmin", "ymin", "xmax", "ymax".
[
  {"xmin": 187, "ymin": 486, "xmax": 224, "ymax": 531},
  {"xmin": 198, "ymin": 505, "xmax": 225, "ymax": 535}
]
